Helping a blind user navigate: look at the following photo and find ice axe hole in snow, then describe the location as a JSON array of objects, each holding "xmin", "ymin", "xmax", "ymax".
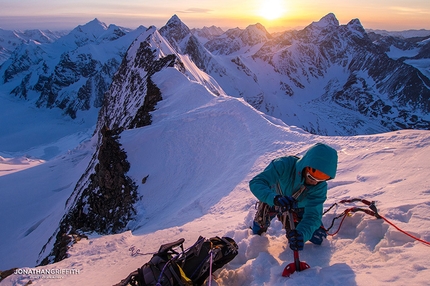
[
  {"xmin": 128, "ymin": 245, "xmax": 152, "ymax": 257},
  {"xmin": 142, "ymin": 175, "xmax": 149, "ymax": 184}
]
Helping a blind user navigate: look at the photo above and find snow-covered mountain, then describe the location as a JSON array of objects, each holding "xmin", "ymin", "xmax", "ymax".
[
  {"xmin": 367, "ymin": 28, "xmax": 430, "ymax": 39},
  {"xmin": 1, "ymin": 14, "xmax": 429, "ymax": 136},
  {"xmin": 0, "ymin": 19, "xmax": 146, "ymax": 119},
  {"xmin": 203, "ymin": 22, "xmax": 272, "ymax": 55},
  {"xmin": 191, "ymin": 25, "xmax": 224, "ymax": 44},
  {"xmin": 183, "ymin": 13, "xmax": 430, "ymax": 135},
  {"xmin": 368, "ymin": 30, "xmax": 430, "ymax": 78},
  {"xmin": 0, "ymin": 28, "xmax": 67, "ymax": 65},
  {"xmin": 34, "ymin": 24, "xmax": 227, "ymax": 266}
]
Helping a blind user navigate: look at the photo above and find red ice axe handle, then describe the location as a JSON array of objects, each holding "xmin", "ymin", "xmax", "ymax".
[{"xmin": 282, "ymin": 211, "xmax": 310, "ymax": 277}]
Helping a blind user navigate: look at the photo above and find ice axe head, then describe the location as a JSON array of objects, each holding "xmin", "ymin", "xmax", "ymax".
[
  {"xmin": 282, "ymin": 260, "xmax": 311, "ymax": 277},
  {"xmin": 282, "ymin": 250, "xmax": 310, "ymax": 277}
]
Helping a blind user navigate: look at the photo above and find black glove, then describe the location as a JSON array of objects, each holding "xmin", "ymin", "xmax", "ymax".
[
  {"xmin": 309, "ymin": 226, "xmax": 327, "ymax": 245},
  {"xmin": 287, "ymin": 229, "xmax": 304, "ymax": 251},
  {"xmin": 273, "ymin": 195, "xmax": 297, "ymax": 210}
]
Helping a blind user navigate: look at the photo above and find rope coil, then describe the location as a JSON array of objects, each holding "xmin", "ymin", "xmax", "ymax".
[{"xmin": 323, "ymin": 198, "xmax": 430, "ymax": 246}]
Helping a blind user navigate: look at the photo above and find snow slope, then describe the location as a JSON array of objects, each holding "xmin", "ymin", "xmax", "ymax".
[
  {"xmin": 1, "ymin": 64, "xmax": 430, "ymax": 286},
  {"xmin": 0, "ymin": 90, "xmax": 97, "ymax": 160}
]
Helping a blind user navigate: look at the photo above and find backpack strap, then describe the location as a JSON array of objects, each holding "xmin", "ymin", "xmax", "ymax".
[
  {"xmin": 113, "ymin": 270, "xmax": 139, "ymax": 286},
  {"xmin": 157, "ymin": 261, "xmax": 186, "ymax": 286},
  {"xmin": 158, "ymin": 238, "xmax": 185, "ymax": 255}
]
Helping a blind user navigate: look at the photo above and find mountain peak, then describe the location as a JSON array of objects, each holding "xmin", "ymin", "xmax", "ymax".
[
  {"xmin": 166, "ymin": 14, "xmax": 182, "ymax": 26},
  {"xmin": 346, "ymin": 18, "xmax": 366, "ymax": 34},
  {"xmin": 159, "ymin": 15, "xmax": 192, "ymax": 51},
  {"xmin": 314, "ymin": 13, "xmax": 339, "ymax": 28},
  {"xmin": 243, "ymin": 23, "xmax": 272, "ymax": 42},
  {"xmin": 299, "ymin": 13, "xmax": 340, "ymax": 39},
  {"xmin": 85, "ymin": 18, "xmax": 108, "ymax": 30},
  {"xmin": 247, "ymin": 23, "xmax": 268, "ymax": 33},
  {"xmin": 162, "ymin": 14, "xmax": 190, "ymax": 32},
  {"xmin": 71, "ymin": 18, "xmax": 109, "ymax": 38}
]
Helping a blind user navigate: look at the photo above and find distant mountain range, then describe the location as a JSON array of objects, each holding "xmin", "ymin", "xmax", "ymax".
[
  {"xmin": 0, "ymin": 19, "xmax": 146, "ymax": 118},
  {"xmin": 1, "ymin": 14, "xmax": 429, "ymax": 135}
]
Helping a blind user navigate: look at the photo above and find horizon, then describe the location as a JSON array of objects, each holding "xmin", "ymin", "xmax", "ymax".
[{"xmin": 1, "ymin": 1, "xmax": 430, "ymax": 33}]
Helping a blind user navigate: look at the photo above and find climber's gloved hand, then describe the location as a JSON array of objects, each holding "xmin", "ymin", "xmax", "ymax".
[
  {"xmin": 287, "ymin": 229, "xmax": 304, "ymax": 251},
  {"xmin": 309, "ymin": 226, "xmax": 327, "ymax": 245},
  {"xmin": 273, "ymin": 195, "xmax": 297, "ymax": 210}
]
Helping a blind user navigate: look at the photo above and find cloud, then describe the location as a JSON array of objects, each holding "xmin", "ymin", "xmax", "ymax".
[
  {"xmin": 175, "ymin": 8, "xmax": 212, "ymax": 14},
  {"xmin": 389, "ymin": 6, "xmax": 430, "ymax": 15}
]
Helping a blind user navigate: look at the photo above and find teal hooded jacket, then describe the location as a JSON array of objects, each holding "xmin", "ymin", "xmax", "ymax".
[{"xmin": 249, "ymin": 143, "xmax": 338, "ymax": 242}]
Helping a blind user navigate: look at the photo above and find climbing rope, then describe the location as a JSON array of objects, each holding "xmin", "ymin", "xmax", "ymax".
[{"xmin": 323, "ymin": 198, "xmax": 430, "ymax": 246}]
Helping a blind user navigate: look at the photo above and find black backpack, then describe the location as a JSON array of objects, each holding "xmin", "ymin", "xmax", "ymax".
[{"xmin": 115, "ymin": 236, "xmax": 238, "ymax": 286}]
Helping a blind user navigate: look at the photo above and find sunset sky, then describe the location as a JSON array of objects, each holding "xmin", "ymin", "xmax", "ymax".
[{"xmin": 1, "ymin": 0, "xmax": 430, "ymax": 32}]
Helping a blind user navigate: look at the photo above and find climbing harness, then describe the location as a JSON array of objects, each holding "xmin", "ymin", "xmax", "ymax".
[
  {"xmin": 323, "ymin": 198, "xmax": 430, "ymax": 246},
  {"xmin": 254, "ymin": 185, "xmax": 307, "ymax": 234}
]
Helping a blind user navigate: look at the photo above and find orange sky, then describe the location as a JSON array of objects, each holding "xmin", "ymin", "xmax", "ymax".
[{"xmin": 1, "ymin": 0, "xmax": 430, "ymax": 32}]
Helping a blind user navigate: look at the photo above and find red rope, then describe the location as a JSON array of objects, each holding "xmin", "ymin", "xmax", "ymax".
[
  {"xmin": 324, "ymin": 200, "xmax": 430, "ymax": 247},
  {"xmin": 380, "ymin": 215, "xmax": 430, "ymax": 246}
]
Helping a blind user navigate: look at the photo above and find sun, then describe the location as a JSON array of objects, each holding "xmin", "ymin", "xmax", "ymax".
[{"xmin": 259, "ymin": 0, "xmax": 286, "ymax": 20}]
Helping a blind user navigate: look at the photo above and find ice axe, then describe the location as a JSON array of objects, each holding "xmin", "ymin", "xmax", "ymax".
[{"xmin": 282, "ymin": 210, "xmax": 310, "ymax": 277}]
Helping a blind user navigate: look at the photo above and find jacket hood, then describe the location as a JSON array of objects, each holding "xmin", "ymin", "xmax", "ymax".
[{"xmin": 296, "ymin": 143, "xmax": 338, "ymax": 179}]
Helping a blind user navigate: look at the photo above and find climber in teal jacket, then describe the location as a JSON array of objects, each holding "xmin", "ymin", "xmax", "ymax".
[{"xmin": 249, "ymin": 143, "xmax": 338, "ymax": 251}]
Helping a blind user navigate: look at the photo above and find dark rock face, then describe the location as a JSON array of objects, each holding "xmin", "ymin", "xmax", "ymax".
[
  {"xmin": 31, "ymin": 53, "xmax": 123, "ymax": 119},
  {"xmin": 68, "ymin": 126, "xmax": 138, "ymax": 234},
  {"xmin": 129, "ymin": 77, "xmax": 162, "ymax": 128},
  {"xmin": 38, "ymin": 126, "xmax": 138, "ymax": 265},
  {"xmin": 97, "ymin": 28, "xmax": 181, "ymax": 132},
  {"xmin": 34, "ymin": 53, "xmax": 100, "ymax": 116}
]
